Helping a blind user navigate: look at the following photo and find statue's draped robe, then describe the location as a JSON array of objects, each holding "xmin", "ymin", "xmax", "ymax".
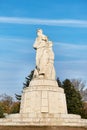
[{"xmin": 33, "ymin": 34, "xmax": 56, "ymax": 80}]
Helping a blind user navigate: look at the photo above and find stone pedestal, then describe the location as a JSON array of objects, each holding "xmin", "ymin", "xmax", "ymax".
[
  {"xmin": 0, "ymin": 79, "xmax": 87, "ymax": 127},
  {"xmin": 20, "ymin": 79, "xmax": 67, "ymax": 115}
]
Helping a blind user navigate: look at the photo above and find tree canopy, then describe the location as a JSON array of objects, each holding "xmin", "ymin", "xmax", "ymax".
[
  {"xmin": 15, "ymin": 70, "xmax": 34, "ymax": 101},
  {"xmin": 0, "ymin": 94, "xmax": 20, "ymax": 117},
  {"xmin": 57, "ymin": 78, "xmax": 87, "ymax": 119}
]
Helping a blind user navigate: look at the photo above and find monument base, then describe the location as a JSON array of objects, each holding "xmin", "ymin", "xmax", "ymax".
[
  {"xmin": 0, "ymin": 79, "xmax": 87, "ymax": 127},
  {"xmin": 0, "ymin": 113, "xmax": 87, "ymax": 127},
  {"xmin": 20, "ymin": 79, "xmax": 67, "ymax": 114}
]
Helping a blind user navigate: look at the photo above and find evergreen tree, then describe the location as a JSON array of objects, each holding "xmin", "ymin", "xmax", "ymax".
[
  {"xmin": 62, "ymin": 79, "xmax": 87, "ymax": 118},
  {"xmin": 15, "ymin": 70, "xmax": 34, "ymax": 101},
  {"xmin": 23, "ymin": 70, "xmax": 34, "ymax": 89},
  {"xmin": 15, "ymin": 94, "xmax": 21, "ymax": 101},
  {"xmin": 56, "ymin": 77, "xmax": 62, "ymax": 88}
]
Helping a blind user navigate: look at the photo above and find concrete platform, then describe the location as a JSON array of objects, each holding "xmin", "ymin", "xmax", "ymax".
[{"xmin": 0, "ymin": 113, "xmax": 87, "ymax": 127}]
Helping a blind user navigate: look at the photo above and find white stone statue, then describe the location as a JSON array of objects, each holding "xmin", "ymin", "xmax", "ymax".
[{"xmin": 33, "ymin": 29, "xmax": 56, "ymax": 80}]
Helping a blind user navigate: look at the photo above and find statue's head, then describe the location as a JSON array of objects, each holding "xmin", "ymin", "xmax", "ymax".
[{"xmin": 37, "ymin": 29, "xmax": 43, "ymax": 36}]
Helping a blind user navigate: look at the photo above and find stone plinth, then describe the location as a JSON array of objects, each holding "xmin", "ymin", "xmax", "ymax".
[
  {"xmin": 0, "ymin": 112, "xmax": 87, "ymax": 127},
  {"xmin": 20, "ymin": 79, "xmax": 67, "ymax": 114},
  {"xmin": 0, "ymin": 79, "xmax": 87, "ymax": 127}
]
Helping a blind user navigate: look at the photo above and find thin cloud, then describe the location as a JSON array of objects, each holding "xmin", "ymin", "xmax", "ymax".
[
  {"xmin": 55, "ymin": 42, "xmax": 87, "ymax": 50},
  {"xmin": 56, "ymin": 60, "xmax": 87, "ymax": 64},
  {"xmin": 0, "ymin": 16, "xmax": 87, "ymax": 27},
  {"xmin": 0, "ymin": 36, "xmax": 33, "ymax": 43},
  {"xmin": 54, "ymin": 42, "xmax": 87, "ymax": 59},
  {"xmin": 55, "ymin": 60, "xmax": 87, "ymax": 81},
  {"xmin": 0, "ymin": 37, "xmax": 33, "ymax": 54}
]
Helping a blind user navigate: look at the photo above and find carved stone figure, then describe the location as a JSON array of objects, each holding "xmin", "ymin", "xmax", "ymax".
[
  {"xmin": 45, "ymin": 41, "xmax": 56, "ymax": 79},
  {"xmin": 33, "ymin": 29, "xmax": 56, "ymax": 80}
]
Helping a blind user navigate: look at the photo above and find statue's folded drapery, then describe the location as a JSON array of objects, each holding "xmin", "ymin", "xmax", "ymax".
[{"xmin": 33, "ymin": 29, "xmax": 56, "ymax": 80}]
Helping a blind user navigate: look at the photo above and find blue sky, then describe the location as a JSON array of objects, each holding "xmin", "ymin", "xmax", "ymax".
[{"xmin": 0, "ymin": 0, "xmax": 87, "ymax": 98}]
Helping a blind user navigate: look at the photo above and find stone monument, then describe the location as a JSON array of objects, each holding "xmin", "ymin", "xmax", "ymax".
[{"xmin": 0, "ymin": 29, "xmax": 87, "ymax": 128}]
